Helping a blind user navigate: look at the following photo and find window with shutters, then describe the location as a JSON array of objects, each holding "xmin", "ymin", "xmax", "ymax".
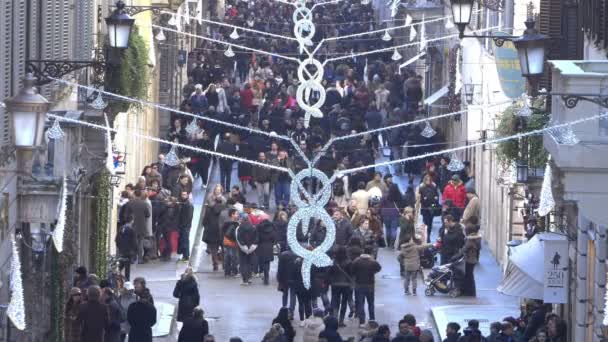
[
  {"xmin": 0, "ymin": 0, "xmax": 12, "ymax": 145},
  {"xmin": 581, "ymin": 0, "xmax": 608, "ymax": 51}
]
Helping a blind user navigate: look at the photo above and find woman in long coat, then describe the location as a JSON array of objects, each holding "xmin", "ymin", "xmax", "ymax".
[
  {"xmin": 202, "ymin": 185, "xmax": 226, "ymax": 270},
  {"xmin": 127, "ymin": 290, "xmax": 157, "ymax": 342},
  {"xmin": 173, "ymin": 267, "xmax": 201, "ymax": 322},
  {"xmin": 256, "ymin": 219, "xmax": 276, "ymax": 285},
  {"xmin": 64, "ymin": 287, "xmax": 82, "ymax": 342}
]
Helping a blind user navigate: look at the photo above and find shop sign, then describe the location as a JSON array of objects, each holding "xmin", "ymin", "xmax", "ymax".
[{"xmin": 493, "ymin": 32, "xmax": 527, "ymax": 99}]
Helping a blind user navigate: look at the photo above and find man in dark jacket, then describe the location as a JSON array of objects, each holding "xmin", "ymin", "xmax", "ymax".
[
  {"xmin": 236, "ymin": 219, "xmax": 258, "ymax": 285},
  {"xmin": 124, "ymin": 190, "xmax": 151, "ymax": 264},
  {"xmin": 333, "ymin": 210, "xmax": 354, "ymax": 247},
  {"xmin": 216, "ymin": 133, "xmax": 237, "ymax": 192},
  {"xmin": 443, "ymin": 322, "xmax": 461, "ymax": 342},
  {"xmin": 277, "ymin": 248, "xmax": 298, "ymax": 314},
  {"xmin": 102, "ymin": 288, "xmax": 122, "ymax": 342},
  {"xmin": 351, "ymin": 246, "xmax": 382, "ymax": 327},
  {"xmin": 439, "ymin": 215, "xmax": 465, "ymax": 265},
  {"xmin": 252, "ymin": 152, "xmax": 272, "ymax": 208},
  {"xmin": 127, "ymin": 290, "xmax": 157, "ymax": 342},
  {"xmin": 222, "ymin": 209, "xmax": 240, "ymax": 277},
  {"xmin": 178, "ymin": 191, "xmax": 194, "ymax": 261},
  {"xmin": 78, "ymin": 286, "xmax": 110, "ymax": 342},
  {"xmin": 116, "ymin": 215, "xmax": 137, "ymax": 280},
  {"xmin": 256, "ymin": 219, "xmax": 276, "ymax": 285}
]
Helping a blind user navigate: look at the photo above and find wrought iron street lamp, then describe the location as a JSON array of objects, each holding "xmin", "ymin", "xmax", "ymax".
[
  {"xmin": 105, "ymin": 1, "xmax": 135, "ymax": 49},
  {"xmin": 512, "ymin": 20, "xmax": 550, "ymax": 78},
  {"xmin": 451, "ymin": 0, "xmax": 474, "ymax": 38},
  {"xmin": 4, "ymin": 74, "xmax": 50, "ymax": 149}
]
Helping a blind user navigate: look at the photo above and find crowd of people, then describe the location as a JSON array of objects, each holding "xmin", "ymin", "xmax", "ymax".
[{"xmin": 61, "ymin": 0, "xmax": 573, "ymax": 341}]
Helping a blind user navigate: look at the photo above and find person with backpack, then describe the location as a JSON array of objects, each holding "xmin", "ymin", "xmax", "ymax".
[{"xmin": 116, "ymin": 215, "xmax": 138, "ymax": 281}]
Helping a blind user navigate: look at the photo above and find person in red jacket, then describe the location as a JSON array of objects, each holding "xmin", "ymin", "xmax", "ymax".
[
  {"xmin": 240, "ymin": 83, "xmax": 254, "ymax": 113},
  {"xmin": 442, "ymin": 174, "xmax": 466, "ymax": 221}
]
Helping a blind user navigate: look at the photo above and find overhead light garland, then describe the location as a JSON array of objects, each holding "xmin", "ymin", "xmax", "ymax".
[
  {"xmin": 447, "ymin": 153, "xmax": 465, "ymax": 172},
  {"xmin": 164, "ymin": 144, "xmax": 181, "ymax": 167},
  {"xmin": 230, "ymin": 27, "xmax": 240, "ymax": 40},
  {"xmin": 224, "ymin": 45, "xmax": 235, "ymax": 57},
  {"xmin": 52, "ymin": 175, "xmax": 67, "ymax": 253},
  {"xmin": 185, "ymin": 118, "xmax": 198, "ymax": 135},
  {"xmin": 46, "ymin": 120, "xmax": 65, "ymax": 141},
  {"xmin": 90, "ymin": 91, "xmax": 107, "ymax": 110},
  {"xmin": 155, "ymin": 28, "xmax": 166, "ymax": 41},
  {"xmin": 382, "ymin": 30, "xmax": 392, "ymax": 41},
  {"xmin": 549, "ymin": 122, "xmax": 579, "ymax": 146},
  {"xmin": 537, "ymin": 159, "xmax": 555, "ymax": 217},
  {"xmin": 104, "ymin": 114, "xmax": 115, "ymax": 175},
  {"xmin": 391, "ymin": 48, "xmax": 402, "ymax": 61},
  {"xmin": 7, "ymin": 233, "xmax": 25, "ymax": 330},
  {"xmin": 420, "ymin": 120, "xmax": 437, "ymax": 138}
]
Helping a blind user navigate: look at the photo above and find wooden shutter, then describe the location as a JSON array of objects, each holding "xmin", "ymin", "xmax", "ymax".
[
  {"xmin": 0, "ymin": 1, "xmax": 13, "ymax": 145},
  {"xmin": 12, "ymin": 0, "xmax": 26, "ymax": 91},
  {"xmin": 561, "ymin": 3, "xmax": 582, "ymax": 60}
]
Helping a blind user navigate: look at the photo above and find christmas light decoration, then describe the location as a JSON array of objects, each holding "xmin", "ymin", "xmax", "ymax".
[
  {"xmin": 155, "ymin": 28, "xmax": 166, "ymax": 41},
  {"xmin": 420, "ymin": 120, "xmax": 436, "ymax": 138},
  {"xmin": 447, "ymin": 153, "xmax": 465, "ymax": 172},
  {"xmin": 164, "ymin": 144, "xmax": 180, "ymax": 167},
  {"xmin": 391, "ymin": 48, "xmax": 402, "ymax": 61},
  {"xmin": 104, "ymin": 114, "xmax": 115, "ymax": 175},
  {"xmin": 517, "ymin": 95, "xmax": 532, "ymax": 117},
  {"xmin": 230, "ymin": 28, "xmax": 240, "ymax": 40},
  {"xmin": 7, "ymin": 233, "xmax": 25, "ymax": 330},
  {"xmin": 382, "ymin": 30, "xmax": 392, "ymax": 41},
  {"xmin": 409, "ymin": 26, "xmax": 417, "ymax": 41},
  {"xmin": 549, "ymin": 123, "xmax": 579, "ymax": 146},
  {"xmin": 224, "ymin": 45, "xmax": 235, "ymax": 57},
  {"xmin": 52, "ymin": 175, "xmax": 67, "ymax": 253},
  {"xmin": 46, "ymin": 120, "xmax": 65, "ymax": 141},
  {"xmin": 537, "ymin": 160, "xmax": 555, "ymax": 217},
  {"xmin": 90, "ymin": 91, "xmax": 107, "ymax": 110},
  {"xmin": 185, "ymin": 118, "xmax": 198, "ymax": 135}
]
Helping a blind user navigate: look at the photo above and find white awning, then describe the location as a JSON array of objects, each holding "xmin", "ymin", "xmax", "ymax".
[
  {"xmin": 423, "ymin": 85, "xmax": 449, "ymax": 105},
  {"xmin": 497, "ymin": 232, "xmax": 566, "ymax": 299}
]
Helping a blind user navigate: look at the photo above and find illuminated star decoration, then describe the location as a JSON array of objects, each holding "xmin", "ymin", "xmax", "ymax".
[{"xmin": 7, "ymin": 233, "xmax": 26, "ymax": 330}]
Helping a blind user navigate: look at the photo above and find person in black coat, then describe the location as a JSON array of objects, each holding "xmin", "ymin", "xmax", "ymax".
[
  {"xmin": 438, "ymin": 215, "xmax": 465, "ymax": 265},
  {"xmin": 272, "ymin": 307, "xmax": 296, "ymax": 342},
  {"xmin": 202, "ymin": 190, "xmax": 226, "ymax": 271},
  {"xmin": 177, "ymin": 192, "xmax": 194, "ymax": 261},
  {"xmin": 216, "ymin": 133, "xmax": 237, "ymax": 192},
  {"xmin": 277, "ymin": 249, "xmax": 298, "ymax": 311},
  {"xmin": 177, "ymin": 307, "xmax": 209, "ymax": 342},
  {"xmin": 159, "ymin": 197, "xmax": 179, "ymax": 261},
  {"xmin": 127, "ymin": 290, "xmax": 156, "ymax": 342},
  {"xmin": 172, "ymin": 268, "xmax": 200, "ymax": 322},
  {"xmin": 274, "ymin": 211, "xmax": 289, "ymax": 252},
  {"xmin": 319, "ymin": 316, "xmax": 347, "ymax": 342},
  {"xmin": 236, "ymin": 219, "xmax": 259, "ymax": 285},
  {"xmin": 116, "ymin": 215, "xmax": 137, "ymax": 281},
  {"xmin": 257, "ymin": 219, "xmax": 276, "ymax": 285}
]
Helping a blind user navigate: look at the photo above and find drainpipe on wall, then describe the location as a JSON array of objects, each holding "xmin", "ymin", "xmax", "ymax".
[
  {"xmin": 594, "ymin": 225, "xmax": 607, "ymax": 341},
  {"xmin": 576, "ymin": 224, "xmax": 589, "ymax": 342}
]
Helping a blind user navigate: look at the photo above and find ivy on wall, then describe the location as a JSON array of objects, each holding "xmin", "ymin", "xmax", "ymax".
[
  {"xmin": 90, "ymin": 171, "xmax": 111, "ymax": 278},
  {"xmin": 496, "ymin": 100, "xmax": 550, "ymax": 168},
  {"xmin": 106, "ymin": 26, "xmax": 150, "ymax": 115}
]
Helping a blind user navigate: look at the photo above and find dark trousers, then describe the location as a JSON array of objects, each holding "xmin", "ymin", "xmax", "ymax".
[
  {"xmin": 421, "ymin": 208, "xmax": 434, "ymax": 243},
  {"xmin": 178, "ymin": 227, "xmax": 191, "ymax": 259},
  {"xmin": 260, "ymin": 261, "xmax": 270, "ymax": 284},
  {"xmin": 223, "ymin": 246, "xmax": 239, "ymax": 276},
  {"xmin": 118, "ymin": 258, "xmax": 131, "ymax": 281},
  {"xmin": 463, "ymin": 262, "xmax": 477, "ymax": 296},
  {"xmin": 198, "ymin": 159, "xmax": 211, "ymax": 186},
  {"xmin": 355, "ymin": 287, "xmax": 375, "ymax": 324},
  {"xmin": 239, "ymin": 251, "xmax": 255, "ymax": 283},
  {"xmin": 331, "ymin": 285, "xmax": 352, "ymax": 323},
  {"xmin": 295, "ymin": 289, "xmax": 312, "ymax": 321},
  {"xmin": 274, "ymin": 180, "xmax": 291, "ymax": 207},
  {"xmin": 384, "ymin": 217, "xmax": 399, "ymax": 248},
  {"xmin": 220, "ymin": 163, "xmax": 232, "ymax": 192}
]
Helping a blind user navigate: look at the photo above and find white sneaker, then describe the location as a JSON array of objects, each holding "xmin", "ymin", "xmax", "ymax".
[{"xmin": 299, "ymin": 321, "xmax": 306, "ymax": 327}]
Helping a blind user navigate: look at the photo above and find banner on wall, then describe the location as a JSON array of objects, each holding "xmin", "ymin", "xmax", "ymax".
[
  {"xmin": 543, "ymin": 237, "xmax": 569, "ymax": 303},
  {"xmin": 493, "ymin": 32, "xmax": 527, "ymax": 99}
]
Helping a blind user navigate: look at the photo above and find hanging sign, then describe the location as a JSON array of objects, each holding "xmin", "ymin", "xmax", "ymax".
[
  {"xmin": 543, "ymin": 237, "xmax": 569, "ymax": 303},
  {"xmin": 493, "ymin": 32, "xmax": 527, "ymax": 99}
]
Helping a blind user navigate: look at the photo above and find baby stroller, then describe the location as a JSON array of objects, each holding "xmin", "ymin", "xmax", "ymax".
[
  {"xmin": 424, "ymin": 255, "xmax": 465, "ymax": 297},
  {"xmin": 419, "ymin": 245, "xmax": 438, "ymax": 269}
]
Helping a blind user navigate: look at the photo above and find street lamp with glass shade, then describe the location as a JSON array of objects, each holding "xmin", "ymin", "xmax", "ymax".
[
  {"xmin": 516, "ymin": 162, "xmax": 529, "ymax": 183},
  {"xmin": 463, "ymin": 83, "xmax": 475, "ymax": 104},
  {"xmin": 105, "ymin": 0, "xmax": 135, "ymax": 49},
  {"xmin": 4, "ymin": 73, "xmax": 50, "ymax": 149},
  {"xmin": 512, "ymin": 20, "xmax": 550, "ymax": 79},
  {"xmin": 450, "ymin": 0, "xmax": 474, "ymax": 38}
]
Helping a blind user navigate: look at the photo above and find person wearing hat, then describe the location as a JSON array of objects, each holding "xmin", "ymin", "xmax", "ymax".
[
  {"xmin": 442, "ymin": 174, "xmax": 466, "ymax": 221},
  {"xmin": 64, "ymin": 287, "xmax": 82, "ymax": 342}
]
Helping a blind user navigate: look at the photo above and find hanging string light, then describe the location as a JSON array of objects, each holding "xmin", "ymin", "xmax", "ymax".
[
  {"xmin": 164, "ymin": 144, "xmax": 181, "ymax": 167},
  {"xmin": 230, "ymin": 27, "xmax": 240, "ymax": 40},
  {"xmin": 391, "ymin": 48, "xmax": 402, "ymax": 61},
  {"xmin": 549, "ymin": 123, "xmax": 579, "ymax": 146},
  {"xmin": 409, "ymin": 26, "xmax": 417, "ymax": 41},
  {"xmin": 517, "ymin": 94, "xmax": 533, "ymax": 117},
  {"xmin": 537, "ymin": 159, "xmax": 555, "ymax": 217},
  {"xmin": 405, "ymin": 14, "xmax": 413, "ymax": 26},
  {"xmin": 155, "ymin": 28, "xmax": 166, "ymax": 41},
  {"xmin": 185, "ymin": 118, "xmax": 198, "ymax": 135},
  {"xmin": 445, "ymin": 17, "xmax": 455, "ymax": 29},
  {"xmin": 382, "ymin": 30, "xmax": 392, "ymax": 41},
  {"xmin": 420, "ymin": 120, "xmax": 436, "ymax": 138},
  {"xmin": 224, "ymin": 45, "xmax": 235, "ymax": 57},
  {"xmin": 46, "ymin": 119, "xmax": 65, "ymax": 141},
  {"xmin": 104, "ymin": 114, "xmax": 115, "ymax": 175},
  {"xmin": 90, "ymin": 91, "xmax": 107, "ymax": 110},
  {"xmin": 52, "ymin": 175, "xmax": 67, "ymax": 253},
  {"xmin": 7, "ymin": 233, "xmax": 25, "ymax": 330},
  {"xmin": 167, "ymin": 14, "xmax": 178, "ymax": 26},
  {"xmin": 447, "ymin": 153, "xmax": 465, "ymax": 172}
]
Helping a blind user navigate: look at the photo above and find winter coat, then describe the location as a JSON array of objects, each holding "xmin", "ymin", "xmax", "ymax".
[
  {"xmin": 303, "ymin": 317, "xmax": 325, "ymax": 342},
  {"xmin": 328, "ymin": 260, "xmax": 353, "ymax": 287},
  {"xmin": 146, "ymin": 170, "xmax": 163, "ymax": 187},
  {"xmin": 177, "ymin": 317, "xmax": 208, "ymax": 342},
  {"xmin": 275, "ymin": 220, "xmax": 288, "ymax": 251},
  {"xmin": 159, "ymin": 204, "xmax": 179, "ymax": 234},
  {"xmin": 77, "ymin": 301, "xmax": 110, "ymax": 342},
  {"xmin": 442, "ymin": 181, "xmax": 466, "ymax": 208},
  {"xmin": 319, "ymin": 316, "xmax": 346, "ymax": 342},
  {"xmin": 398, "ymin": 217, "xmax": 416, "ymax": 245},
  {"xmin": 271, "ymin": 157, "xmax": 294, "ymax": 183},
  {"xmin": 117, "ymin": 291, "xmax": 137, "ymax": 335},
  {"xmin": 236, "ymin": 221, "xmax": 258, "ymax": 254},
  {"xmin": 216, "ymin": 140, "xmax": 237, "ymax": 169},
  {"xmin": 125, "ymin": 199, "xmax": 151, "ymax": 237},
  {"xmin": 272, "ymin": 318, "xmax": 296, "ymax": 342},
  {"xmin": 106, "ymin": 299, "xmax": 123, "ymax": 342},
  {"xmin": 116, "ymin": 223, "xmax": 138, "ymax": 259},
  {"xmin": 173, "ymin": 276, "xmax": 200, "ymax": 322},
  {"xmin": 257, "ymin": 219, "xmax": 277, "ymax": 263},
  {"xmin": 178, "ymin": 201, "xmax": 194, "ymax": 230},
  {"xmin": 399, "ymin": 241, "xmax": 428, "ymax": 272},
  {"xmin": 462, "ymin": 233, "xmax": 481, "ymax": 264},
  {"xmin": 443, "ymin": 332, "xmax": 461, "ymax": 342},
  {"xmin": 351, "ymin": 254, "xmax": 382, "ymax": 288},
  {"xmin": 277, "ymin": 250, "xmax": 298, "ymax": 290},
  {"xmin": 202, "ymin": 200, "xmax": 226, "ymax": 245},
  {"xmin": 352, "ymin": 228, "xmax": 377, "ymax": 252},
  {"xmin": 334, "ymin": 219, "xmax": 354, "ymax": 246},
  {"xmin": 462, "ymin": 196, "xmax": 480, "ymax": 223},
  {"xmin": 252, "ymin": 163, "xmax": 272, "ymax": 183},
  {"xmin": 347, "ymin": 244, "xmax": 363, "ymax": 261},
  {"xmin": 64, "ymin": 303, "xmax": 81, "ymax": 342},
  {"xmin": 440, "ymin": 224, "xmax": 465, "ymax": 260},
  {"xmin": 127, "ymin": 301, "xmax": 157, "ymax": 342}
]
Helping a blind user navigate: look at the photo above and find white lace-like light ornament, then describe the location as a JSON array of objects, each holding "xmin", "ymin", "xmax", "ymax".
[
  {"xmin": 447, "ymin": 153, "xmax": 465, "ymax": 172},
  {"xmin": 185, "ymin": 118, "xmax": 198, "ymax": 135},
  {"xmin": 52, "ymin": 175, "xmax": 67, "ymax": 252},
  {"xmin": 287, "ymin": 168, "xmax": 335, "ymax": 289},
  {"xmin": 382, "ymin": 30, "xmax": 392, "ymax": 41},
  {"xmin": 391, "ymin": 48, "xmax": 402, "ymax": 61},
  {"xmin": 550, "ymin": 124, "xmax": 579, "ymax": 146},
  {"xmin": 91, "ymin": 91, "xmax": 108, "ymax": 110},
  {"xmin": 420, "ymin": 120, "xmax": 436, "ymax": 138},
  {"xmin": 224, "ymin": 45, "xmax": 235, "ymax": 58},
  {"xmin": 46, "ymin": 119, "xmax": 65, "ymax": 140},
  {"xmin": 537, "ymin": 161, "xmax": 555, "ymax": 217},
  {"xmin": 517, "ymin": 97, "xmax": 533, "ymax": 117},
  {"xmin": 445, "ymin": 18, "xmax": 455, "ymax": 29},
  {"xmin": 405, "ymin": 14, "xmax": 413, "ymax": 26},
  {"xmin": 164, "ymin": 145, "xmax": 181, "ymax": 167},
  {"xmin": 7, "ymin": 233, "xmax": 25, "ymax": 330},
  {"xmin": 230, "ymin": 28, "xmax": 240, "ymax": 40},
  {"xmin": 409, "ymin": 26, "xmax": 417, "ymax": 41},
  {"xmin": 168, "ymin": 14, "xmax": 178, "ymax": 26},
  {"xmin": 104, "ymin": 114, "xmax": 115, "ymax": 175},
  {"xmin": 155, "ymin": 28, "xmax": 166, "ymax": 41},
  {"xmin": 388, "ymin": 0, "xmax": 401, "ymax": 17}
]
